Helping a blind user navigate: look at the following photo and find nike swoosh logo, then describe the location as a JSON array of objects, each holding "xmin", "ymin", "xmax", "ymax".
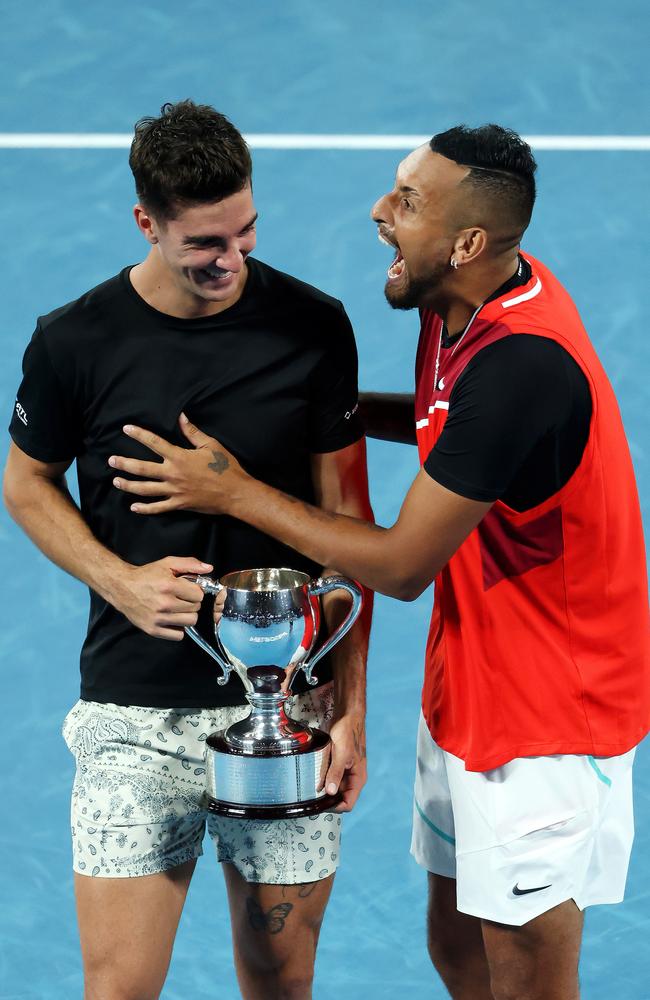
[
  {"xmin": 512, "ymin": 883, "xmax": 552, "ymax": 896},
  {"xmin": 438, "ymin": 377, "xmax": 446, "ymax": 390}
]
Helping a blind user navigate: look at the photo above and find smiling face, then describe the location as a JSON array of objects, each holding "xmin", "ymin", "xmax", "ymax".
[
  {"xmin": 136, "ymin": 184, "xmax": 257, "ymax": 310},
  {"xmin": 371, "ymin": 145, "xmax": 470, "ymax": 310}
]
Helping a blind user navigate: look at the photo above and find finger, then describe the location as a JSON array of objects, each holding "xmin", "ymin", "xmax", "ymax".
[
  {"xmin": 333, "ymin": 768, "xmax": 366, "ymax": 813},
  {"xmin": 129, "ymin": 500, "xmax": 177, "ymax": 515},
  {"xmin": 113, "ymin": 477, "xmax": 168, "ymax": 497},
  {"xmin": 156, "ymin": 612, "xmax": 200, "ymax": 628},
  {"xmin": 212, "ymin": 591, "xmax": 227, "ymax": 621},
  {"xmin": 173, "ymin": 578, "xmax": 207, "ymax": 603},
  {"xmin": 179, "ymin": 412, "xmax": 217, "ymax": 449},
  {"xmin": 323, "ymin": 741, "xmax": 353, "ymax": 797},
  {"xmin": 169, "ymin": 558, "xmax": 213, "ymax": 574},
  {"xmin": 152, "ymin": 627, "xmax": 185, "ymax": 642},
  {"xmin": 123, "ymin": 424, "xmax": 175, "ymax": 459},
  {"xmin": 108, "ymin": 456, "xmax": 165, "ymax": 478}
]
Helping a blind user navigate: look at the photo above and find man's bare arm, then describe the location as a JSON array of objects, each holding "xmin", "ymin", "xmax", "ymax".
[
  {"xmin": 109, "ymin": 418, "xmax": 491, "ymax": 601},
  {"xmin": 310, "ymin": 440, "xmax": 374, "ymax": 810},
  {"xmin": 358, "ymin": 392, "xmax": 416, "ymax": 445},
  {"xmin": 3, "ymin": 443, "xmax": 209, "ymax": 639}
]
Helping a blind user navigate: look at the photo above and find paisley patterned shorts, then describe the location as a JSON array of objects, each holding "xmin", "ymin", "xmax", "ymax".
[{"xmin": 62, "ymin": 683, "xmax": 341, "ymax": 883}]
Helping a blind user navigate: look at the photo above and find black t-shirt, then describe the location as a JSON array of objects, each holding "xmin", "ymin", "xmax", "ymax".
[
  {"xmin": 424, "ymin": 260, "xmax": 592, "ymax": 511},
  {"xmin": 9, "ymin": 258, "xmax": 364, "ymax": 708}
]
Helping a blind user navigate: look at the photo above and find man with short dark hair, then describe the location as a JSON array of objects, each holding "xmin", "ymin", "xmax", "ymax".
[
  {"xmin": 4, "ymin": 100, "xmax": 372, "ymax": 1000},
  {"xmin": 109, "ymin": 124, "xmax": 649, "ymax": 999}
]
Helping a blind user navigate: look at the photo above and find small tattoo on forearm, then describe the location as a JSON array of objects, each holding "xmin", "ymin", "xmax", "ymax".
[
  {"xmin": 246, "ymin": 897, "xmax": 293, "ymax": 934},
  {"xmin": 208, "ymin": 450, "xmax": 230, "ymax": 475}
]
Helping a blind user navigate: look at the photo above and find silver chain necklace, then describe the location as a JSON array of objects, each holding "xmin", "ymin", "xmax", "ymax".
[{"xmin": 433, "ymin": 302, "xmax": 484, "ymax": 392}]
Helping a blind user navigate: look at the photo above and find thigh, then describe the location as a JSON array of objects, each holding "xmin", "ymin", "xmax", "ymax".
[
  {"xmin": 411, "ymin": 712, "xmax": 456, "ymax": 878},
  {"xmin": 427, "ymin": 872, "xmax": 486, "ymax": 960},
  {"xmin": 63, "ymin": 700, "xmax": 209, "ymax": 877},
  {"xmin": 223, "ymin": 863, "xmax": 334, "ymax": 970},
  {"xmin": 75, "ymin": 860, "xmax": 195, "ymax": 1000},
  {"xmin": 481, "ymin": 899, "xmax": 583, "ymax": 1000}
]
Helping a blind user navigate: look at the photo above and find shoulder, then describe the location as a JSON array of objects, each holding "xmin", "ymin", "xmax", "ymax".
[
  {"xmin": 452, "ymin": 334, "xmax": 589, "ymax": 427},
  {"xmin": 249, "ymin": 258, "xmax": 349, "ymax": 323},
  {"xmin": 463, "ymin": 333, "xmax": 572, "ymax": 384},
  {"xmin": 37, "ymin": 269, "xmax": 130, "ymax": 340}
]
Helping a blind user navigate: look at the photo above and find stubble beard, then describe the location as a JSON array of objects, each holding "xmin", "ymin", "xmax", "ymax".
[{"xmin": 384, "ymin": 260, "xmax": 449, "ymax": 311}]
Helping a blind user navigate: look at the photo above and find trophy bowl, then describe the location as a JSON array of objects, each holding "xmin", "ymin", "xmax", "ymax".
[{"xmin": 184, "ymin": 567, "xmax": 363, "ymax": 818}]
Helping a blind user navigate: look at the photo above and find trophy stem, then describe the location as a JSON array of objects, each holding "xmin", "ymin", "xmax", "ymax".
[{"xmin": 225, "ymin": 688, "xmax": 313, "ymax": 752}]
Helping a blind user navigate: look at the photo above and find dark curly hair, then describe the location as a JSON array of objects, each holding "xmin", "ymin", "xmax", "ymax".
[
  {"xmin": 129, "ymin": 100, "xmax": 252, "ymax": 220},
  {"xmin": 430, "ymin": 124, "xmax": 537, "ymax": 235}
]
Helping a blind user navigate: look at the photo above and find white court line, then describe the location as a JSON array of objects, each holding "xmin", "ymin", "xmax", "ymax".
[{"xmin": 0, "ymin": 133, "xmax": 649, "ymax": 151}]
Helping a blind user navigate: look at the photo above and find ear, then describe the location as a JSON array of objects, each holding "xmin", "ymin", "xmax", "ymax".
[
  {"xmin": 451, "ymin": 227, "xmax": 487, "ymax": 266},
  {"xmin": 133, "ymin": 204, "xmax": 159, "ymax": 245}
]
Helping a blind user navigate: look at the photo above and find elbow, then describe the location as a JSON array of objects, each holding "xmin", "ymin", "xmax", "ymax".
[
  {"xmin": 384, "ymin": 570, "xmax": 434, "ymax": 603},
  {"xmin": 392, "ymin": 582, "xmax": 425, "ymax": 603},
  {"xmin": 2, "ymin": 471, "xmax": 19, "ymax": 520}
]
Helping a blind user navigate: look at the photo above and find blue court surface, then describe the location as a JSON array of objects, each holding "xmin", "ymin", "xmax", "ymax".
[{"xmin": 1, "ymin": 3, "xmax": 649, "ymax": 997}]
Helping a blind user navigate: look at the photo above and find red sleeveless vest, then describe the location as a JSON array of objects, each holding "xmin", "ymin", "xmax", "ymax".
[{"xmin": 415, "ymin": 253, "xmax": 650, "ymax": 771}]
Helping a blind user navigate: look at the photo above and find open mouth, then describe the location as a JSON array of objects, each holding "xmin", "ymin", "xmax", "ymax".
[{"xmin": 378, "ymin": 229, "xmax": 405, "ymax": 281}]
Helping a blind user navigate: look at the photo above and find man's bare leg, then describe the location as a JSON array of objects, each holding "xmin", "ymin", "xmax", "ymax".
[
  {"xmin": 427, "ymin": 873, "xmax": 493, "ymax": 999},
  {"xmin": 224, "ymin": 863, "xmax": 334, "ymax": 1000},
  {"xmin": 482, "ymin": 899, "xmax": 583, "ymax": 1000},
  {"xmin": 75, "ymin": 859, "xmax": 196, "ymax": 1000}
]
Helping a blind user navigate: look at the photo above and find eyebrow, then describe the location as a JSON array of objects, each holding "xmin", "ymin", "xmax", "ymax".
[
  {"xmin": 183, "ymin": 213, "xmax": 259, "ymax": 246},
  {"xmin": 398, "ymin": 184, "xmax": 420, "ymax": 197}
]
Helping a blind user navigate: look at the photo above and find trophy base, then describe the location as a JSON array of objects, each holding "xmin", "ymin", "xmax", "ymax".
[
  {"xmin": 207, "ymin": 792, "xmax": 342, "ymax": 820},
  {"xmin": 205, "ymin": 727, "xmax": 341, "ymax": 819}
]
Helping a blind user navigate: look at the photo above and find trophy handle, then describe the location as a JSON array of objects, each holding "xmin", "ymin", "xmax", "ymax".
[
  {"xmin": 182, "ymin": 575, "xmax": 232, "ymax": 686},
  {"xmin": 296, "ymin": 576, "xmax": 364, "ymax": 688}
]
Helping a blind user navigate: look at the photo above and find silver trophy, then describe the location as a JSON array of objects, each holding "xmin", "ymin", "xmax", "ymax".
[{"xmin": 184, "ymin": 568, "xmax": 363, "ymax": 818}]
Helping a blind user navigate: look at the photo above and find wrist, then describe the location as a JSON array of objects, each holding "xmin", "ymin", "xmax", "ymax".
[
  {"xmin": 92, "ymin": 557, "xmax": 135, "ymax": 609},
  {"xmin": 226, "ymin": 468, "xmax": 258, "ymax": 518},
  {"xmin": 333, "ymin": 691, "xmax": 366, "ymax": 720}
]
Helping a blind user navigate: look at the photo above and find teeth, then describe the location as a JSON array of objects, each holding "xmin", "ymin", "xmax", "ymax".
[
  {"xmin": 387, "ymin": 252, "xmax": 405, "ymax": 280},
  {"xmin": 202, "ymin": 267, "xmax": 230, "ymax": 279}
]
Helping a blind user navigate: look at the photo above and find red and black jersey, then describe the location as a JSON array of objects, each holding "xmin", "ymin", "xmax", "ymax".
[{"xmin": 415, "ymin": 252, "xmax": 650, "ymax": 771}]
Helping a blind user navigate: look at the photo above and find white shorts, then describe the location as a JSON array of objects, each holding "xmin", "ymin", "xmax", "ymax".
[
  {"xmin": 62, "ymin": 683, "xmax": 341, "ymax": 884},
  {"xmin": 411, "ymin": 712, "xmax": 636, "ymax": 925}
]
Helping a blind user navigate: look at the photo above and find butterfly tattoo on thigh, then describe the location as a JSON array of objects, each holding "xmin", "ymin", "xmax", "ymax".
[{"xmin": 246, "ymin": 898, "xmax": 294, "ymax": 934}]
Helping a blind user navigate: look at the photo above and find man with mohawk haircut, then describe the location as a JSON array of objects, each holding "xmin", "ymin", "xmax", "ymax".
[{"xmin": 110, "ymin": 124, "xmax": 649, "ymax": 999}]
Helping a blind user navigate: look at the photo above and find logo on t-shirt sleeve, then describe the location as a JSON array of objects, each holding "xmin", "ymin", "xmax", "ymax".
[
  {"xmin": 344, "ymin": 401, "xmax": 359, "ymax": 420},
  {"xmin": 15, "ymin": 400, "xmax": 28, "ymax": 426}
]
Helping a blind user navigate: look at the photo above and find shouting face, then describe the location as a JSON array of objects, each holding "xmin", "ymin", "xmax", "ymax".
[{"xmin": 371, "ymin": 145, "xmax": 469, "ymax": 310}]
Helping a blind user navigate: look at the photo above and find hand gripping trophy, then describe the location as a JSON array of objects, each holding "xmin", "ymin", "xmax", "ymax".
[{"xmin": 184, "ymin": 568, "xmax": 363, "ymax": 818}]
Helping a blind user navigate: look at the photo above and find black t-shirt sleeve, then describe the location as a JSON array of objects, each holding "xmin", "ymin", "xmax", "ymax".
[
  {"xmin": 423, "ymin": 335, "xmax": 591, "ymax": 505},
  {"xmin": 307, "ymin": 303, "xmax": 364, "ymax": 453},
  {"xmin": 8, "ymin": 323, "xmax": 81, "ymax": 462}
]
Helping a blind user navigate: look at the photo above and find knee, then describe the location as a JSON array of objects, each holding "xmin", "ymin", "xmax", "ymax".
[
  {"xmin": 490, "ymin": 981, "xmax": 537, "ymax": 1000},
  {"xmin": 272, "ymin": 972, "xmax": 314, "ymax": 1000},
  {"xmin": 489, "ymin": 970, "xmax": 574, "ymax": 1000},
  {"xmin": 243, "ymin": 949, "xmax": 315, "ymax": 992},
  {"xmin": 83, "ymin": 961, "xmax": 162, "ymax": 1000}
]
